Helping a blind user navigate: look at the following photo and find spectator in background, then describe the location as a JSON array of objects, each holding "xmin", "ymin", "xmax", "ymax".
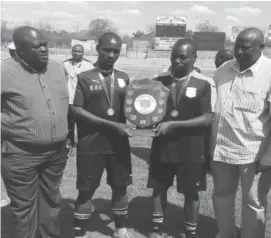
[
  {"xmin": 214, "ymin": 49, "xmax": 234, "ymax": 68},
  {"xmin": 211, "ymin": 27, "xmax": 271, "ymax": 238},
  {"xmin": 63, "ymin": 44, "xmax": 94, "ymax": 147},
  {"xmin": 1, "ymin": 26, "xmax": 70, "ymax": 238},
  {"xmin": 7, "ymin": 41, "xmax": 16, "ymax": 58},
  {"xmin": 63, "ymin": 44, "xmax": 94, "ymax": 105}
]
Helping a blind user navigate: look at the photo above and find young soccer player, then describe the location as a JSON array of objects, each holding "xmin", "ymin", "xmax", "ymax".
[
  {"xmin": 147, "ymin": 39, "xmax": 215, "ymax": 238},
  {"xmin": 71, "ymin": 32, "xmax": 133, "ymax": 238}
]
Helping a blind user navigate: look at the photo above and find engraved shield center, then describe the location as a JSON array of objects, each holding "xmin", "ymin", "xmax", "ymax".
[{"xmin": 134, "ymin": 94, "xmax": 157, "ymax": 115}]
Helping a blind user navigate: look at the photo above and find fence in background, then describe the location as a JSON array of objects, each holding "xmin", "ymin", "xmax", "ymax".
[{"xmin": 2, "ymin": 47, "xmax": 271, "ymax": 70}]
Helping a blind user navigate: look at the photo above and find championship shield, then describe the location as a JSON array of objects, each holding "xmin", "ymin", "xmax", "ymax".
[{"xmin": 125, "ymin": 78, "xmax": 170, "ymax": 137}]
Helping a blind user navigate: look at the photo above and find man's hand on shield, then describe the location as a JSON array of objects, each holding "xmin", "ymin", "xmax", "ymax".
[{"xmin": 153, "ymin": 121, "xmax": 174, "ymax": 137}]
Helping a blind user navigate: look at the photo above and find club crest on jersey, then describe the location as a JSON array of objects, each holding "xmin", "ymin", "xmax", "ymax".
[
  {"xmin": 185, "ymin": 87, "xmax": 197, "ymax": 98},
  {"xmin": 117, "ymin": 78, "xmax": 126, "ymax": 88}
]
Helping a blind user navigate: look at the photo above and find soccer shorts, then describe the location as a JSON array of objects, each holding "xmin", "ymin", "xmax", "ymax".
[
  {"xmin": 76, "ymin": 153, "xmax": 132, "ymax": 191},
  {"xmin": 147, "ymin": 157, "xmax": 206, "ymax": 194}
]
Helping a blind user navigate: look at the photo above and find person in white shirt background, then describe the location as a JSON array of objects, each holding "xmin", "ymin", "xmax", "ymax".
[{"xmin": 63, "ymin": 44, "xmax": 94, "ymax": 104}]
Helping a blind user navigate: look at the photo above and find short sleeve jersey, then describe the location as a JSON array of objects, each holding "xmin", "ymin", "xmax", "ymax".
[
  {"xmin": 151, "ymin": 70, "xmax": 213, "ymax": 163},
  {"xmin": 73, "ymin": 67, "xmax": 130, "ymax": 154}
]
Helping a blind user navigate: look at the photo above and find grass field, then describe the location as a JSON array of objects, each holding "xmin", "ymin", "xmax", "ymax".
[{"xmin": 1, "ymin": 65, "xmax": 271, "ymax": 238}]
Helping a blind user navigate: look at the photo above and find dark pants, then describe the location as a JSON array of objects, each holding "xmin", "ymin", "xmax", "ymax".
[{"xmin": 1, "ymin": 141, "xmax": 68, "ymax": 238}]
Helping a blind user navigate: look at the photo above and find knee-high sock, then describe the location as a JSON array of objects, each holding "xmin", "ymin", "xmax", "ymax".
[
  {"xmin": 73, "ymin": 191, "xmax": 94, "ymax": 235},
  {"xmin": 184, "ymin": 193, "xmax": 199, "ymax": 236},
  {"xmin": 152, "ymin": 188, "xmax": 168, "ymax": 232},
  {"xmin": 111, "ymin": 186, "xmax": 128, "ymax": 229}
]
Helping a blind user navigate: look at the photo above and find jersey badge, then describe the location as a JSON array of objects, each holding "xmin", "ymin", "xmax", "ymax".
[
  {"xmin": 117, "ymin": 78, "xmax": 126, "ymax": 88},
  {"xmin": 185, "ymin": 87, "xmax": 197, "ymax": 98}
]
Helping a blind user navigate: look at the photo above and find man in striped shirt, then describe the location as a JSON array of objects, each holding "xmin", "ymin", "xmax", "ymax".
[
  {"xmin": 1, "ymin": 26, "xmax": 69, "ymax": 238},
  {"xmin": 211, "ymin": 27, "xmax": 271, "ymax": 238}
]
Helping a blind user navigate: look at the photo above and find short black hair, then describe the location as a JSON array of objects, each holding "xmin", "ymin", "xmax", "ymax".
[
  {"xmin": 98, "ymin": 32, "xmax": 122, "ymax": 47},
  {"xmin": 72, "ymin": 44, "xmax": 84, "ymax": 51},
  {"xmin": 172, "ymin": 38, "xmax": 197, "ymax": 55},
  {"xmin": 216, "ymin": 49, "xmax": 234, "ymax": 60}
]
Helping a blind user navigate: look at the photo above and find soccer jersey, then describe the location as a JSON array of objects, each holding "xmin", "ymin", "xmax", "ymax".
[
  {"xmin": 73, "ymin": 67, "xmax": 130, "ymax": 154},
  {"xmin": 151, "ymin": 70, "xmax": 213, "ymax": 163}
]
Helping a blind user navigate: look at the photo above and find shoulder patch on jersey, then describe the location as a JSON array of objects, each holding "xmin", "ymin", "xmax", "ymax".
[{"xmin": 117, "ymin": 78, "xmax": 126, "ymax": 88}]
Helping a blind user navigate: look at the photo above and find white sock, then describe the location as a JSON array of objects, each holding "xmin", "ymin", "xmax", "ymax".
[{"xmin": 115, "ymin": 227, "xmax": 127, "ymax": 235}]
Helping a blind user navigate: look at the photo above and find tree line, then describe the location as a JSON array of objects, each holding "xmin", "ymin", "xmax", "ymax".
[{"xmin": 1, "ymin": 18, "xmax": 270, "ymax": 48}]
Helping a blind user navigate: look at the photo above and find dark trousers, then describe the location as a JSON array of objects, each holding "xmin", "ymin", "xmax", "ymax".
[{"xmin": 1, "ymin": 142, "xmax": 68, "ymax": 238}]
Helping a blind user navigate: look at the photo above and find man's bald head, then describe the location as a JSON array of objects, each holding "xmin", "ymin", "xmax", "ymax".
[
  {"xmin": 97, "ymin": 32, "xmax": 122, "ymax": 49},
  {"xmin": 237, "ymin": 27, "xmax": 265, "ymax": 45},
  {"xmin": 13, "ymin": 26, "xmax": 45, "ymax": 50},
  {"xmin": 13, "ymin": 26, "xmax": 48, "ymax": 71},
  {"xmin": 215, "ymin": 49, "xmax": 234, "ymax": 68},
  {"xmin": 234, "ymin": 27, "xmax": 264, "ymax": 71}
]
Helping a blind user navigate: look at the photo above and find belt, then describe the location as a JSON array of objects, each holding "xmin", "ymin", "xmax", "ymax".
[{"xmin": 6, "ymin": 139, "xmax": 67, "ymax": 154}]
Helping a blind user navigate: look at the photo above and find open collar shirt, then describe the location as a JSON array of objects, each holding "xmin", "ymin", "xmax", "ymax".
[{"xmin": 212, "ymin": 55, "xmax": 271, "ymax": 164}]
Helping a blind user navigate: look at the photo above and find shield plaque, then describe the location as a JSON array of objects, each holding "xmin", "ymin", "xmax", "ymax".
[{"xmin": 125, "ymin": 78, "xmax": 169, "ymax": 136}]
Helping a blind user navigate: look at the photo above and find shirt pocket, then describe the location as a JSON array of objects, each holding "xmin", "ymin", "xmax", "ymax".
[{"xmin": 233, "ymin": 86, "xmax": 266, "ymax": 114}]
